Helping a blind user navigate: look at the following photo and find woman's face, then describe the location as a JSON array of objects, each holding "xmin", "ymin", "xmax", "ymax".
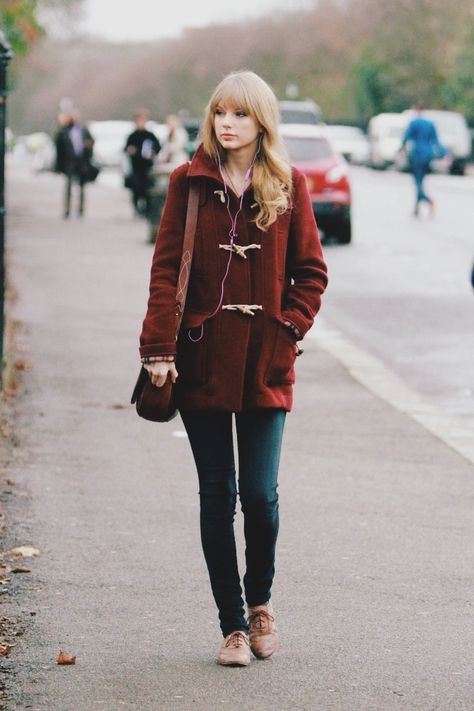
[{"xmin": 214, "ymin": 101, "xmax": 260, "ymax": 154}]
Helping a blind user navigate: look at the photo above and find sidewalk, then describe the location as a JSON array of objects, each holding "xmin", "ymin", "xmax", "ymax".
[{"xmin": 2, "ymin": 162, "xmax": 473, "ymax": 710}]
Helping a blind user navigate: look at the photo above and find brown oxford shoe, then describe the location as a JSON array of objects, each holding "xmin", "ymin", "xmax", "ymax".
[
  {"xmin": 218, "ymin": 631, "xmax": 251, "ymax": 666},
  {"xmin": 248, "ymin": 601, "xmax": 278, "ymax": 659}
]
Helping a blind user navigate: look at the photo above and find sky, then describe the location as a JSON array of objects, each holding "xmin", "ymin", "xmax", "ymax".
[{"xmin": 79, "ymin": 0, "xmax": 312, "ymax": 42}]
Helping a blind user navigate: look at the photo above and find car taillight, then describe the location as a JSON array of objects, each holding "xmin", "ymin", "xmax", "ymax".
[{"xmin": 326, "ymin": 165, "xmax": 347, "ymax": 183}]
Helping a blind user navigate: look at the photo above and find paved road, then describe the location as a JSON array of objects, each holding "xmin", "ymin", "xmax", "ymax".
[
  {"xmin": 323, "ymin": 166, "xmax": 474, "ymax": 426},
  {"xmin": 2, "ymin": 163, "xmax": 474, "ymax": 710}
]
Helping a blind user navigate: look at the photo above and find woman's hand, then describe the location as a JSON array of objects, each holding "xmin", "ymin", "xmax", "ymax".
[{"xmin": 143, "ymin": 361, "xmax": 178, "ymax": 388}]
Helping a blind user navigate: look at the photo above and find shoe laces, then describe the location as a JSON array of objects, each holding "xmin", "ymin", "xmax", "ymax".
[
  {"xmin": 248, "ymin": 608, "xmax": 274, "ymax": 632},
  {"xmin": 225, "ymin": 631, "xmax": 249, "ymax": 648}
]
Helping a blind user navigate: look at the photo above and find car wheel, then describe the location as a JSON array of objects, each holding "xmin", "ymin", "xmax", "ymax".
[{"xmin": 336, "ymin": 216, "xmax": 352, "ymax": 244}]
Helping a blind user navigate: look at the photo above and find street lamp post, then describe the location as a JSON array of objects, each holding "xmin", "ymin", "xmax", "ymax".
[{"xmin": 0, "ymin": 32, "xmax": 12, "ymax": 384}]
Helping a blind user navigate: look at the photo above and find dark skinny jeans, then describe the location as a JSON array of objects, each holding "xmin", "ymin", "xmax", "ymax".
[{"xmin": 180, "ymin": 409, "xmax": 286, "ymax": 637}]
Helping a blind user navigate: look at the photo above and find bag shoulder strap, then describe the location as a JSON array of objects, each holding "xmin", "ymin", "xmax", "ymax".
[{"xmin": 175, "ymin": 180, "xmax": 199, "ymax": 335}]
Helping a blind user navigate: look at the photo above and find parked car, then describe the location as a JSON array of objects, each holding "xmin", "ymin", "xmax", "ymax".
[
  {"xmin": 324, "ymin": 125, "xmax": 370, "ymax": 164},
  {"xmin": 367, "ymin": 113, "xmax": 407, "ymax": 169},
  {"xmin": 146, "ymin": 120, "xmax": 169, "ymax": 145},
  {"xmin": 278, "ymin": 99, "xmax": 323, "ymax": 125},
  {"xmin": 88, "ymin": 120, "xmax": 134, "ymax": 168},
  {"xmin": 398, "ymin": 109, "xmax": 471, "ymax": 175},
  {"xmin": 280, "ymin": 124, "xmax": 352, "ymax": 244},
  {"xmin": 12, "ymin": 132, "xmax": 55, "ymax": 171}
]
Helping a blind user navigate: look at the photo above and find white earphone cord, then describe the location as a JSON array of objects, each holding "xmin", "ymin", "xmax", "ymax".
[{"xmin": 188, "ymin": 137, "xmax": 262, "ymax": 343}]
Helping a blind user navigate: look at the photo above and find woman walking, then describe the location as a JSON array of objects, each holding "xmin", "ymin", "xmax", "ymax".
[{"xmin": 139, "ymin": 71, "xmax": 328, "ymax": 665}]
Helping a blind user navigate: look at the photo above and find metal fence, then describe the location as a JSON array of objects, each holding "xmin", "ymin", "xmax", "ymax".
[{"xmin": 0, "ymin": 31, "xmax": 12, "ymax": 382}]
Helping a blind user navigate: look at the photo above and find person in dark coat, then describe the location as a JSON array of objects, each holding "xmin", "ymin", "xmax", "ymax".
[
  {"xmin": 401, "ymin": 102, "xmax": 445, "ymax": 216},
  {"xmin": 54, "ymin": 109, "xmax": 95, "ymax": 218},
  {"xmin": 139, "ymin": 71, "xmax": 328, "ymax": 666},
  {"xmin": 124, "ymin": 109, "xmax": 161, "ymax": 216}
]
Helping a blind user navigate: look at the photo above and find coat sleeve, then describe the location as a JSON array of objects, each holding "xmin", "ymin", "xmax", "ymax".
[
  {"xmin": 151, "ymin": 133, "xmax": 161, "ymax": 156},
  {"xmin": 281, "ymin": 169, "xmax": 328, "ymax": 339},
  {"xmin": 139, "ymin": 165, "xmax": 189, "ymax": 357}
]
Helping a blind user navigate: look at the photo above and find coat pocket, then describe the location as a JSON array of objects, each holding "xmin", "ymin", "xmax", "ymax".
[
  {"xmin": 176, "ymin": 324, "xmax": 208, "ymax": 387},
  {"xmin": 264, "ymin": 318, "xmax": 297, "ymax": 386}
]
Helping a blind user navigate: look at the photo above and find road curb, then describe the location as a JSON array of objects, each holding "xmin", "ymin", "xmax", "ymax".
[{"xmin": 310, "ymin": 318, "xmax": 474, "ymax": 465}]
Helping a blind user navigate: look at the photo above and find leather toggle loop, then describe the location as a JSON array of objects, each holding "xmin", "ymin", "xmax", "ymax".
[
  {"xmin": 219, "ymin": 243, "xmax": 261, "ymax": 259},
  {"xmin": 222, "ymin": 304, "xmax": 263, "ymax": 316}
]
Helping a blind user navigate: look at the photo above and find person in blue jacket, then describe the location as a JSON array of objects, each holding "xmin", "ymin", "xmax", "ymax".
[{"xmin": 401, "ymin": 102, "xmax": 445, "ymax": 216}]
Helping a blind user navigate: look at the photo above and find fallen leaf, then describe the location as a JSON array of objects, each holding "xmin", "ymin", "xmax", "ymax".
[
  {"xmin": 3, "ymin": 384, "xmax": 18, "ymax": 396},
  {"xmin": 0, "ymin": 643, "xmax": 15, "ymax": 657},
  {"xmin": 14, "ymin": 360, "xmax": 32, "ymax": 371},
  {"xmin": 6, "ymin": 479, "xmax": 16, "ymax": 486},
  {"xmin": 11, "ymin": 567, "xmax": 31, "ymax": 574},
  {"xmin": 9, "ymin": 546, "xmax": 40, "ymax": 558},
  {"xmin": 57, "ymin": 650, "xmax": 76, "ymax": 665}
]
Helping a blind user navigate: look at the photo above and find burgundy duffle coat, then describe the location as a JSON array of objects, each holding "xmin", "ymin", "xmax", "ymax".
[{"xmin": 140, "ymin": 145, "xmax": 328, "ymax": 412}]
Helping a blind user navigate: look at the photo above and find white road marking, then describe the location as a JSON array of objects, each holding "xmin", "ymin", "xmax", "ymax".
[{"xmin": 309, "ymin": 318, "xmax": 474, "ymax": 464}]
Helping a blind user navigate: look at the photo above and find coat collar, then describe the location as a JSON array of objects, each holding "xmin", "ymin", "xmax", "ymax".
[{"xmin": 187, "ymin": 144, "xmax": 223, "ymax": 183}]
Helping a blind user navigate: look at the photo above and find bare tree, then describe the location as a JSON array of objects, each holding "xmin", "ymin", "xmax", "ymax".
[{"xmin": 7, "ymin": 0, "xmax": 474, "ymax": 132}]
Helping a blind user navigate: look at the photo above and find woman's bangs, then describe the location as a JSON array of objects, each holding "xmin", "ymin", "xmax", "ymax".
[{"xmin": 212, "ymin": 79, "xmax": 255, "ymax": 118}]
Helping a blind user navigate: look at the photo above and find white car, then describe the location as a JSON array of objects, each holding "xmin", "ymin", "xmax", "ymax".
[
  {"xmin": 323, "ymin": 125, "xmax": 370, "ymax": 165},
  {"xmin": 145, "ymin": 121, "xmax": 169, "ymax": 145},
  {"xmin": 12, "ymin": 132, "xmax": 56, "ymax": 171},
  {"xmin": 278, "ymin": 100, "xmax": 323, "ymax": 125},
  {"xmin": 88, "ymin": 120, "xmax": 134, "ymax": 168},
  {"xmin": 367, "ymin": 113, "xmax": 407, "ymax": 169}
]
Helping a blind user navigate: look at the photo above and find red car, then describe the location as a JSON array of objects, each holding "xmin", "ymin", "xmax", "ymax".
[{"xmin": 280, "ymin": 124, "xmax": 352, "ymax": 244}]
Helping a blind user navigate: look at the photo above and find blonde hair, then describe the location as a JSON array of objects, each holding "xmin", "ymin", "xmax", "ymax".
[{"xmin": 201, "ymin": 71, "xmax": 292, "ymax": 231}]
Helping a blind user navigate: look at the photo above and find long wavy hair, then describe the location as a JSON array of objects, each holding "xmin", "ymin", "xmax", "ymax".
[{"xmin": 201, "ymin": 70, "xmax": 292, "ymax": 231}]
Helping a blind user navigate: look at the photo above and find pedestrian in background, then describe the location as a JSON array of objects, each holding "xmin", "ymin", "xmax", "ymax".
[
  {"xmin": 139, "ymin": 70, "xmax": 328, "ymax": 666},
  {"xmin": 124, "ymin": 109, "xmax": 161, "ymax": 217},
  {"xmin": 54, "ymin": 108, "xmax": 95, "ymax": 219},
  {"xmin": 146, "ymin": 114, "xmax": 189, "ymax": 243},
  {"xmin": 401, "ymin": 101, "xmax": 445, "ymax": 217},
  {"xmin": 161, "ymin": 114, "xmax": 189, "ymax": 166}
]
